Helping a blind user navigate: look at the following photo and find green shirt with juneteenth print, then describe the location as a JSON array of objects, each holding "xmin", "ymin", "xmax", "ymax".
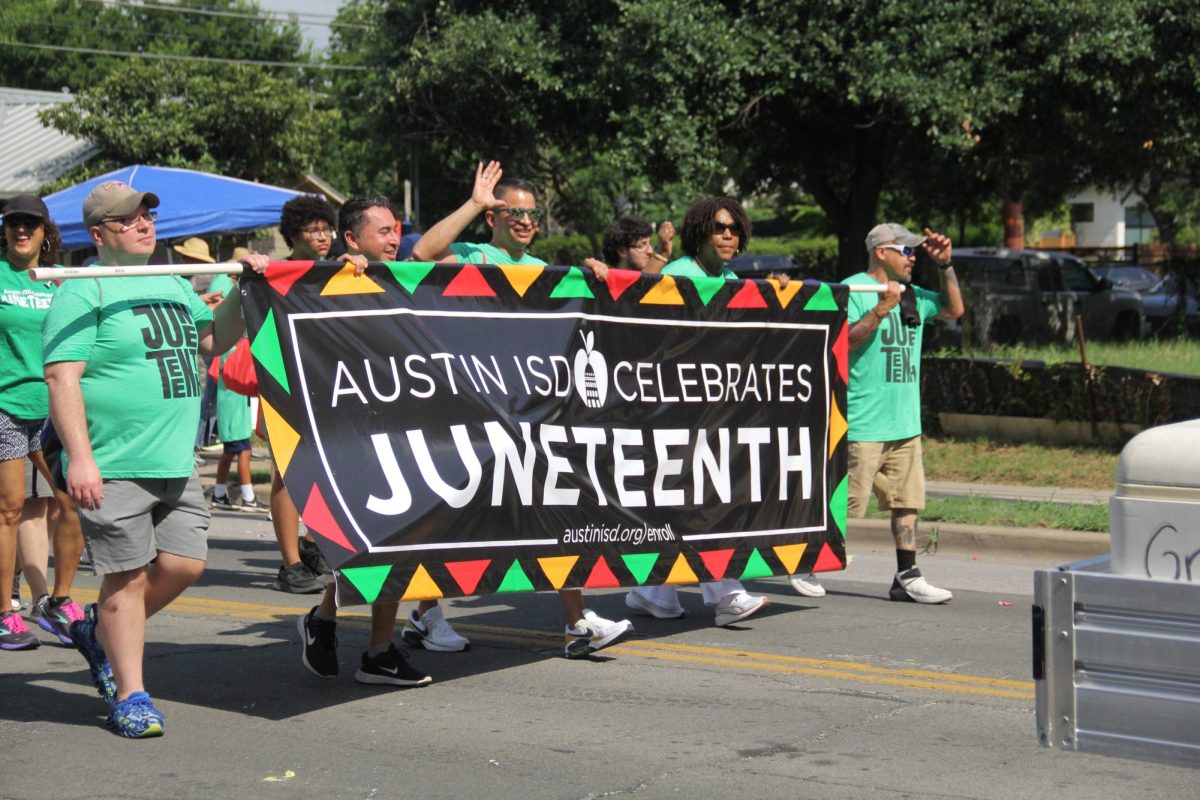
[
  {"xmin": 843, "ymin": 272, "xmax": 942, "ymax": 443},
  {"xmin": 448, "ymin": 241, "xmax": 547, "ymax": 267},
  {"xmin": 661, "ymin": 255, "xmax": 736, "ymax": 281},
  {"xmin": 42, "ymin": 275, "xmax": 214, "ymax": 479},
  {"xmin": 0, "ymin": 259, "xmax": 58, "ymax": 419}
]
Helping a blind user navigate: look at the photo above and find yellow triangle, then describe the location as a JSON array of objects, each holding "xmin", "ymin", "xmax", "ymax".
[
  {"xmin": 766, "ymin": 277, "xmax": 803, "ymax": 309},
  {"xmin": 498, "ymin": 264, "xmax": 544, "ymax": 297},
  {"xmin": 321, "ymin": 262, "xmax": 387, "ymax": 295},
  {"xmin": 537, "ymin": 555, "xmax": 579, "ymax": 589},
  {"xmin": 663, "ymin": 553, "xmax": 699, "ymax": 585},
  {"xmin": 260, "ymin": 397, "xmax": 301, "ymax": 476},
  {"xmin": 829, "ymin": 392, "xmax": 847, "ymax": 459},
  {"xmin": 773, "ymin": 543, "xmax": 809, "ymax": 575},
  {"xmin": 640, "ymin": 275, "xmax": 685, "ymax": 306},
  {"xmin": 400, "ymin": 564, "xmax": 444, "ymax": 601}
]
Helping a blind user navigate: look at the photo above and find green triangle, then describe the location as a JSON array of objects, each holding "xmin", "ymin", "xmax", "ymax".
[
  {"xmin": 803, "ymin": 281, "xmax": 840, "ymax": 311},
  {"xmin": 621, "ymin": 552, "xmax": 660, "ymax": 585},
  {"xmin": 691, "ymin": 275, "xmax": 727, "ymax": 306},
  {"xmin": 496, "ymin": 559, "xmax": 535, "ymax": 593},
  {"xmin": 831, "ymin": 474, "xmax": 848, "ymax": 538},
  {"xmin": 383, "ymin": 260, "xmax": 436, "ymax": 294},
  {"xmin": 548, "ymin": 266, "xmax": 596, "ymax": 299},
  {"xmin": 249, "ymin": 308, "xmax": 290, "ymax": 394},
  {"xmin": 340, "ymin": 564, "xmax": 392, "ymax": 604},
  {"xmin": 739, "ymin": 548, "xmax": 774, "ymax": 580}
]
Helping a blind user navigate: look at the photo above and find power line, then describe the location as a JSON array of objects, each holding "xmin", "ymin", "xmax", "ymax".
[
  {"xmin": 79, "ymin": 0, "xmax": 369, "ymax": 29},
  {"xmin": 1, "ymin": 40, "xmax": 369, "ymax": 70}
]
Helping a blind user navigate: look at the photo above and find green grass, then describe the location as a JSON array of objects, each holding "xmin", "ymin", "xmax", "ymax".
[
  {"xmin": 865, "ymin": 495, "xmax": 1108, "ymax": 532},
  {"xmin": 924, "ymin": 436, "xmax": 1118, "ymax": 490},
  {"xmin": 941, "ymin": 338, "xmax": 1200, "ymax": 376}
]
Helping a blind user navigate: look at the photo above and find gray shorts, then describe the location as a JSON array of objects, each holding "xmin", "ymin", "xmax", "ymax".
[
  {"xmin": 78, "ymin": 472, "xmax": 210, "ymax": 574},
  {"xmin": 0, "ymin": 409, "xmax": 44, "ymax": 462}
]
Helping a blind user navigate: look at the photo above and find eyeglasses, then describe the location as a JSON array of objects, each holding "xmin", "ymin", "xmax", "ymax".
[
  {"xmin": 100, "ymin": 210, "xmax": 157, "ymax": 231},
  {"xmin": 879, "ymin": 244, "xmax": 915, "ymax": 257},
  {"xmin": 2, "ymin": 214, "xmax": 43, "ymax": 230},
  {"xmin": 498, "ymin": 207, "xmax": 543, "ymax": 224},
  {"xmin": 711, "ymin": 222, "xmax": 741, "ymax": 236},
  {"xmin": 300, "ymin": 225, "xmax": 334, "ymax": 240}
]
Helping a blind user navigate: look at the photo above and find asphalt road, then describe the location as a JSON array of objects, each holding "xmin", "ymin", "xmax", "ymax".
[{"xmin": 1, "ymin": 510, "xmax": 1193, "ymax": 800}]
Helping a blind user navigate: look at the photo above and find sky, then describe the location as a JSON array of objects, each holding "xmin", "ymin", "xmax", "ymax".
[{"xmin": 255, "ymin": 0, "xmax": 345, "ymax": 52}]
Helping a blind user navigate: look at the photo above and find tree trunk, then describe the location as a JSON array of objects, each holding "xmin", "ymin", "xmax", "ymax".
[{"xmin": 1001, "ymin": 198, "xmax": 1024, "ymax": 249}]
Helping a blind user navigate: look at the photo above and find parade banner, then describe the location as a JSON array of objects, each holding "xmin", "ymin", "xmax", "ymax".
[{"xmin": 239, "ymin": 261, "xmax": 850, "ymax": 605}]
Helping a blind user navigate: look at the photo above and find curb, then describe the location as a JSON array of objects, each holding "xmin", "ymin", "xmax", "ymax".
[{"xmin": 847, "ymin": 518, "xmax": 1108, "ymax": 563}]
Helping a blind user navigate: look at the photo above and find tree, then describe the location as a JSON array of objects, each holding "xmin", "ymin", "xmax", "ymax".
[{"xmin": 41, "ymin": 62, "xmax": 337, "ymax": 186}]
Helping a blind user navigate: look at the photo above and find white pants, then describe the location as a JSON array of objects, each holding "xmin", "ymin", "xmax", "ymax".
[{"xmin": 632, "ymin": 579, "xmax": 744, "ymax": 608}]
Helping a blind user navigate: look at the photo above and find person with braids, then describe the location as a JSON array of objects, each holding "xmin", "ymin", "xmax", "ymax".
[
  {"xmin": 622, "ymin": 196, "xmax": 773, "ymax": 627},
  {"xmin": 0, "ymin": 195, "xmax": 86, "ymax": 650}
]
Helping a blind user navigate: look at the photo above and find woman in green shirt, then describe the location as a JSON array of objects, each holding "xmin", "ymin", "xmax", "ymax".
[{"xmin": 0, "ymin": 195, "xmax": 85, "ymax": 650}]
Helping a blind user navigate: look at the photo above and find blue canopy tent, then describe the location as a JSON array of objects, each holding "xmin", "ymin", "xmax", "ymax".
[{"xmin": 45, "ymin": 165, "xmax": 305, "ymax": 250}]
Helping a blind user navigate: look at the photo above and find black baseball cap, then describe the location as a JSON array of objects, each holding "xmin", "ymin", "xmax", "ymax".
[{"xmin": 2, "ymin": 194, "xmax": 50, "ymax": 221}]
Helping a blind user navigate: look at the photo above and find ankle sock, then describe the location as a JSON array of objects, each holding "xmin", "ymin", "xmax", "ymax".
[
  {"xmin": 240, "ymin": 484, "xmax": 255, "ymax": 502},
  {"xmin": 366, "ymin": 643, "xmax": 389, "ymax": 658},
  {"xmin": 213, "ymin": 485, "xmax": 227, "ymax": 499},
  {"xmin": 896, "ymin": 549, "xmax": 916, "ymax": 573}
]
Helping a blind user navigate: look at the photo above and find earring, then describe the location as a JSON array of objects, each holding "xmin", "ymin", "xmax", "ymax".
[{"xmin": 42, "ymin": 240, "xmax": 50, "ymax": 252}]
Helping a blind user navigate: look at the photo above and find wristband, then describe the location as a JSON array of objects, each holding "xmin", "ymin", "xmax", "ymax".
[{"xmin": 871, "ymin": 308, "xmax": 888, "ymax": 322}]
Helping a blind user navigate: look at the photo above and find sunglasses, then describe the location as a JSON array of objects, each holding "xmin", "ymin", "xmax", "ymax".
[
  {"xmin": 711, "ymin": 221, "xmax": 741, "ymax": 236},
  {"xmin": 498, "ymin": 207, "xmax": 543, "ymax": 223},
  {"xmin": 879, "ymin": 244, "xmax": 915, "ymax": 257},
  {"xmin": 100, "ymin": 210, "xmax": 157, "ymax": 231}
]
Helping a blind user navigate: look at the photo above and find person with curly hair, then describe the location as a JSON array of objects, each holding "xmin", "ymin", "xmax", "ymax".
[
  {"xmin": 0, "ymin": 195, "xmax": 85, "ymax": 651},
  {"xmin": 583, "ymin": 216, "xmax": 675, "ymax": 280}
]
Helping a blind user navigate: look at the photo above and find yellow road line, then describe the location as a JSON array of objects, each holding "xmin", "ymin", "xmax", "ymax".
[{"xmin": 60, "ymin": 589, "xmax": 1034, "ymax": 700}]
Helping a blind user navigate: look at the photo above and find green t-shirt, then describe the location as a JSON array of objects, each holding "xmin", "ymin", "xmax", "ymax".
[
  {"xmin": 207, "ymin": 272, "xmax": 235, "ymax": 298},
  {"xmin": 0, "ymin": 260, "xmax": 58, "ymax": 419},
  {"xmin": 215, "ymin": 352, "xmax": 252, "ymax": 443},
  {"xmin": 843, "ymin": 272, "xmax": 942, "ymax": 442},
  {"xmin": 662, "ymin": 255, "xmax": 736, "ymax": 280},
  {"xmin": 42, "ymin": 274, "xmax": 214, "ymax": 479},
  {"xmin": 448, "ymin": 242, "xmax": 547, "ymax": 266}
]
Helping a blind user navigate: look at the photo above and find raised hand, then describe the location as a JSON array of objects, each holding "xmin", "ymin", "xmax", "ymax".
[
  {"xmin": 922, "ymin": 228, "xmax": 952, "ymax": 266},
  {"xmin": 472, "ymin": 160, "xmax": 506, "ymax": 210}
]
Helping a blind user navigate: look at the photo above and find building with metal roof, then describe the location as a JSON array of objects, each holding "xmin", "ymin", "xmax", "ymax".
[{"xmin": 0, "ymin": 87, "xmax": 99, "ymax": 199}]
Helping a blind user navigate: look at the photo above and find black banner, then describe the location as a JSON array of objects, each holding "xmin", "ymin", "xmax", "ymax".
[{"xmin": 240, "ymin": 261, "xmax": 850, "ymax": 605}]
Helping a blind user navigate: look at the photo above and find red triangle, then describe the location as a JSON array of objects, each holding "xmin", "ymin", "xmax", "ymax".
[
  {"xmin": 833, "ymin": 321, "xmax": 849, "ymax": 384},
  {"xmin": 444, "ymin": 263, "xmax": 497, "ymax": 297},
  {"xmin": 727, "ymin": 280, "xmax": 768, "ymax": 309},
  {"xmin": 265, "ymin": 261, "xmax": 314, "ymax": 296},
  {"xmin": 584, "ymin": 556, "xmax": 621, "ymax": 588},
  {"xmin": 606, "ymin": 268, "xmax": 642, "ymax": 301},
  {"xmin": 445, "ymin": 559, "xmax": 491, "ymax": 595},
  {"xmin": 812, "ymin": 542, "xmax": 844, "ymax": 573},
  {"xmin": 300, "ymin": 484, "xmax": 356, "ymax": 552},
  {"xmin": 698, "ymin": 548, "xmax": 735, "ymax": 580}
]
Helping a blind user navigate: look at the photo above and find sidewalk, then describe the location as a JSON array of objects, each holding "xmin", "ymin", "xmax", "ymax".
[{"xmin": 194, "ymin": 445, "xmax": 1111, "ymax": 564}]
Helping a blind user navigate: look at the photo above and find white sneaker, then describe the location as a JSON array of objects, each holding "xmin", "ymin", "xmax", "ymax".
[
  {"xmin": 713, "ymin": 591, "xmax": 769, "ymax": 627},
  {"xmin": 889, "ymin": 568, "xmax": 953, "ymax": 604},
  {"xmin": 788, "ymin": 573, "xmax": 826, "ymax": 598},
  {"xmin": 564, "ymin": 609, "xmax": 633, "ymax": 659},
  {"xmin": 401, "ymin": 605, "xmax": 471, "ymax": 652},
  {"xmin": 625, "ymin": 590, "xmax": 685, "ymax": 619}
]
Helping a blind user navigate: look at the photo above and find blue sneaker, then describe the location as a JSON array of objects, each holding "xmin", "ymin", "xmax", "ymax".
[
  {"xmin": 69, "ymin": 603, "xmax": 116, "ymax": 704},
  {"xmin": 108, "ymin": 691, "xmax": 164, "ymax": 738}
]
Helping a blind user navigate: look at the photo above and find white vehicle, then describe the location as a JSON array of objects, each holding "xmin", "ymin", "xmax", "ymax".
[{"xmin": 1034, "ymin": 419, "xmax": 1200, "ymax": 766}]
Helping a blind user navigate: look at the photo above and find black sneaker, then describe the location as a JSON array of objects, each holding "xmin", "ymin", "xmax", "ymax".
[
  {"xmin": 211, "ymin": 493, "xmax": 234, "ymax": 511},
  {"xmin": 297, "ymin": 607, "xmax": 338, "ymax": 678},
  {"xmin": 272, "ymin": 562, "xmax": 325, "ymax": 594},
  {"xmin": 298, "ymin": 536, "xmax": 331, "ymax": 577},
  {"xmin": 236, "ymin": 497, "xmax": 270, "ymax": 514},
  {"xmin": 354, "ymin": 644, "xmax": 431, "ymax": 687}
]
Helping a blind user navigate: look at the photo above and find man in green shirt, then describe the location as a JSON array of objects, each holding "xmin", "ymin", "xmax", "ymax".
[
  {"xmin": 409, "ymin": 165, "xmax": 634, "ymax": 658},
  {"xmin": 837, "ymin": 222, "xmax": 964, "ymax": 604},
  {"xmin": 43, "ymin": 180, "xmax": 268, "ymax": 737}
]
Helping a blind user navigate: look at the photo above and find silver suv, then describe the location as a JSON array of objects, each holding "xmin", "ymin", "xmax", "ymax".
[{"xmin": 951, "ymin": 248, "xmax": 1146, "ymax": 345}]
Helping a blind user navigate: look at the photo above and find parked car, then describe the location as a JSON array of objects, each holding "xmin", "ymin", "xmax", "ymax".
[
  {"xmin": 1092, "ymin": 265, "xmax": 1200, "ymax": 334},
  {"xmin": 951, "ymin": 248, "xmax": 1146, "ymax": 345},
  {"xmin": 727, "ymin": 253, "xmax": 801, "ymax": 278}
]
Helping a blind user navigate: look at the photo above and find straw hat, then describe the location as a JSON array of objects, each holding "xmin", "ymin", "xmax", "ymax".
[
  {"xmin": 173, "ymin": 237, "xmax": 214, "ymax": 263},
  {"xmin": 230, "ymin": 246, "xmax": 253, "ymax": 262}
]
